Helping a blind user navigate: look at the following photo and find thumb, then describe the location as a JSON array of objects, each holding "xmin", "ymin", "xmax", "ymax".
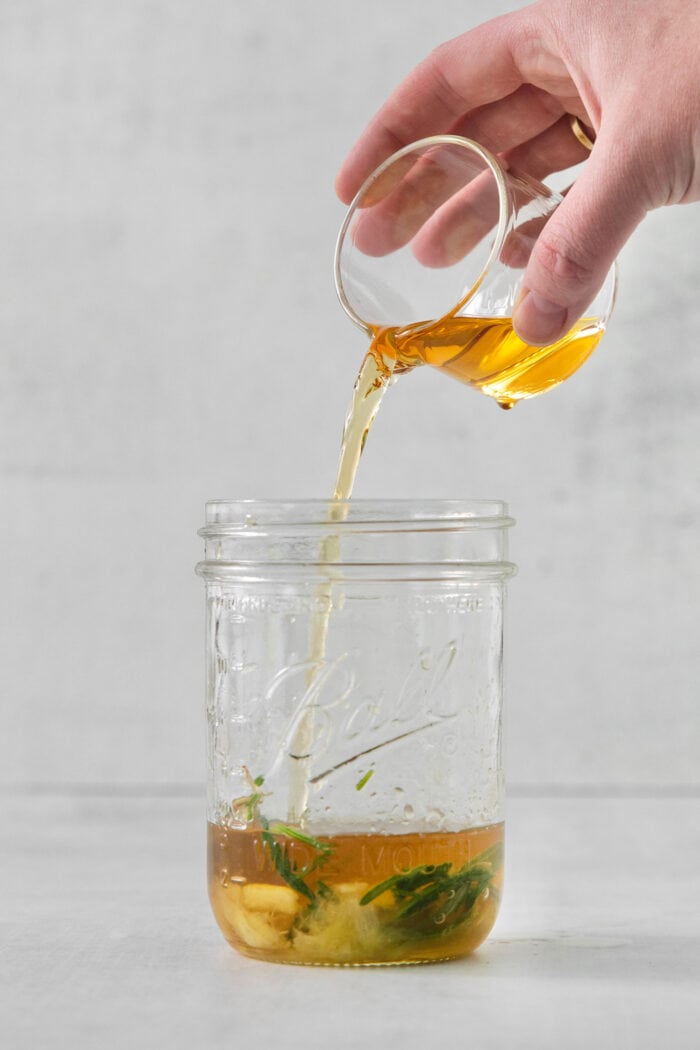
[{"xmin": 513, "ymin": 130, "xmax": 647, "ymax": 346}]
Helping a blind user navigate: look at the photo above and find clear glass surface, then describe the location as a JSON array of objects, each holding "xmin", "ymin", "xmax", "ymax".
[{"xmin": 197, "ymin": 500, "xmax": 516, "ymax": 965}]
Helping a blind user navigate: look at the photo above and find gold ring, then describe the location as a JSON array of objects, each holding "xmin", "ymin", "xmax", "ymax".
[{"xmin": 568, "ymin": 114, "xmax": 595, "ymax": 151}]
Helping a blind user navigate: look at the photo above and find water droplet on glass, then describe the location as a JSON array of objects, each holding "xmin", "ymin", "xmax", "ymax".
[{"xmin": 403, "ymin": 804, "xmax": 414, "ymax": 820}]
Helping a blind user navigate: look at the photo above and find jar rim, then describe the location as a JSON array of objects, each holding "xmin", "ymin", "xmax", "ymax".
[
  {"xmin": 198, "ymin": 500, "xmax": 515, "ymax": 576},
  {"xmin": 201, "ymin": 498, "xmax": 514, "ymax": 533}
]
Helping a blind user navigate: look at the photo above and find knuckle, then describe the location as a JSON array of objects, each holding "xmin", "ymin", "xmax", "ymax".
[
  {"xmin": 535, "ymin": 228, "xmax": 595, "ymax": 292},
  {"xmin": 422, "ymin": 47, "xmax": 469, "ymax": 119}
]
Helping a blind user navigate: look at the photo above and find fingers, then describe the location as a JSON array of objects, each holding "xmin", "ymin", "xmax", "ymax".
[
  {"xmin": 348, "ymin": 111, "xmax": 592, "ymax": 266},
  {"xmin": 513, "ymin": 128, "xmax": 648, "ymax": 345},
  {"xmin": 502, "ymin": 114, "xmax": 594, "ymax": 182},
  {"xmin": 410, "ymin": 115, "xmax": 593, "ymax": 269},
  {"xmin": 350, "ymin": 141, "xmax": 496, "ymax": 258},
  {"xmin": 336, "ymin": 14, "xmax": 525, "ymax": 203},
  {"xmin": 448, "ymin": 83, "xmax": 566, "ymax": 155},
  {"xmin": 409, "ymin": 168, "xmax": 501, "ymax": 267}
]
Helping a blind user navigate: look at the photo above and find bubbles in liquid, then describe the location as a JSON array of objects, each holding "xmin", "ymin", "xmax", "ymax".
[{"xmin": 403, "ymin": 804, "xmax": 414, "ymax": 820}]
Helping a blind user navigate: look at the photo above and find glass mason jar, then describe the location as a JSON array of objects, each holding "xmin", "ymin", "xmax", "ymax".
[{"xmin": 196, "ymin": 499, "xmax": 516, "ymax": 966}]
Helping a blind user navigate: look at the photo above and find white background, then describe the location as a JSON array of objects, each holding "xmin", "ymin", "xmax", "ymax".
[{"xmin": 1, "ymin": 0, "xmax": 698, "ymax": 793}]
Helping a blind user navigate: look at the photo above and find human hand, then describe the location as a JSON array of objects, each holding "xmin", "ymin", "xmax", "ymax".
[{"xmin": 336, "ymin": 0, "xmax": 700, "ymax": 345}]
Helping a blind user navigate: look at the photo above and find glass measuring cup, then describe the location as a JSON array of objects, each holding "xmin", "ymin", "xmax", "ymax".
[{"xmin": 334, "ymin": 135, "xmax": 617, "ymax": 407}]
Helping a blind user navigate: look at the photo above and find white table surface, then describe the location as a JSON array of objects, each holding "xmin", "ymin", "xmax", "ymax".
[{"xmin": 2, "ymin": 790, "xmax": 698, "ymax": 1049}]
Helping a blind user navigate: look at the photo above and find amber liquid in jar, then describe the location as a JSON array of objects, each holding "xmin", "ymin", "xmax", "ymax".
[{"xmin": 208, "ymin": 821, "xmax": 504, "ymax": 966}]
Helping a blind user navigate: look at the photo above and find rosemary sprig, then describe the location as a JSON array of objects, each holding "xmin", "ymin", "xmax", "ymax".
[
  {"xmin": 230, "ymin": 768, "xmax": 269, "ymax": 823},
  {"xmin": 231, "ymin": 769, "xmax": 335, "ymax": 903},
  {"xmin": 359, "ymin": 842, "xmax": 503, "ymax": 939},
  {"xmin": 360, "ymin": 862, "xmax": 452, "ymax": 906},
  {"xmin": 260, "ymin": 818, "xmax": 334, "ymax": 902}
]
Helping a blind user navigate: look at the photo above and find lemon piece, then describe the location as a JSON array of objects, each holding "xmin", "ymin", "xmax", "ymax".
[
  {"xmin": 232, "ymin": 905, "xmax": 287, "ymax": 950},
  {"xmin": 332, "ymin": 881, "xmax": 370, "ymax": 899},
  {"xmin": 242, "ymin": 882, "xmax": 301, "ymax": 915}
]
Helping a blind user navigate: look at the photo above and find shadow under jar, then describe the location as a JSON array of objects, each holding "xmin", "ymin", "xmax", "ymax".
[{"xmin": 196, "ymin": 500, "xmax": 516, "ymax": 966}]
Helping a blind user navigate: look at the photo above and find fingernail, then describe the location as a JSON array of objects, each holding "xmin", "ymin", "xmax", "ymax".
[{"xmin": 513, "ymin": 290, "xmax": 568, "ymax": 346}]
